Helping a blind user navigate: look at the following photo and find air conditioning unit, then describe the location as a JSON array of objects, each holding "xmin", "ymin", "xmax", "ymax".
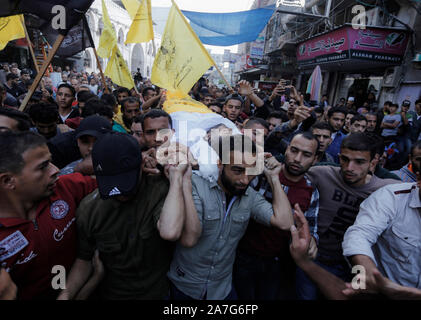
[{"xmin": 382, "ymin": 66, "xmax": 402, "ymax": 87}]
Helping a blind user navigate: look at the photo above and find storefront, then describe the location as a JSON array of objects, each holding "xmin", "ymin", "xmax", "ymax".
[{"xmin": 296, "ymin": 24, "xmax": 410, "ymax": 107}]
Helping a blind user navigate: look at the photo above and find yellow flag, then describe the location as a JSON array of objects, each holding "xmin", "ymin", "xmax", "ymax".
[
  {"xmin": 121, "ymin": 0, "xmax": 140, "ymax": 20},
  {"xmin": 97, "ymin": 0, "xmax": 117, "ymax": 58},
  {"xmin": 0, "ymin": 15, "xmax": 25, "ymax": 51},
  {"xmin": 125, "ymin": 0, "xmax": 154, "ymax": 44},
  {"xmin": 105, "ymin": 46, "xmax": 135, "ymax": 89},
  {"xmin": 151, "ymin": 1, "xmax": 216, "ymax": 96}
]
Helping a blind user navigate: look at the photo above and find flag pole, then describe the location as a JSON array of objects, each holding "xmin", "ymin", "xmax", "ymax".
[
  {"xmin": 19, "ymin": 34, "xmax": 66, "ymax": 112},
  {"xmin": 92, "ymin": 46, "xmax": 109, "ymax": 94},
  {"xmin": 20, "ymin": 15, "xmax": 45, "ymax": 90}
]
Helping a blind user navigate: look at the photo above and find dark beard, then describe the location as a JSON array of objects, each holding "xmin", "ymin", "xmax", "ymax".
[
  {"xmin": 285, "ymin": 161, "xmax": 306, "ymax": 177},
  {"xmin": 221, "ymin": 168, "xmax": 248, "ymax": 196}
]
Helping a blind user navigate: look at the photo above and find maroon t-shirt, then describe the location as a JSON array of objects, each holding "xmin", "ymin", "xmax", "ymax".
[
  {"xmin": 238, "ymin": 171, "xmax": 314, "ymax": 258},
  {"xmin": 0, "ymin": 173, "xmax": 97, "ymax": 300}
]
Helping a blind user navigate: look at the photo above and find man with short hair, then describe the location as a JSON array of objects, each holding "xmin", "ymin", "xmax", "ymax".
[
  {"xmin": 267, "ymin": 112, "xmax": 283, "ymax": 133},
  {"xmin": 208, "ymin": 102, "xmax": 222, "ymax": 114},
  {"xmin": 140, "ymin": 109, "xmax": 174, "ymax": 150},
  {"xmin": 142, "ymin": 87, "xmax": 156, "ymax": 102},
  {"xmin": 311, "ymin": 122, "xmax": 334, "ymax": 163},
  {"xmin": 0, "ymin": 131, "xmax": 98, "ymax": 299},
  {"xmin": 349, "ymin": 114, "xmax": 367, "ymax": 133},
  {"xmin": 58, "ymin": 132, "xmax": 187, "ymax": 300},
  {"xmin": 342, "ymin": 111, "xmax": 357, "ymax": 135},
  {"xmin": 242, "ymin": 118, "xmax": 269, "ymax": 143},
  {"xmin": 365, "ymin": 112, "xmax": 378, "ymax": 133},
  {"xmin": 343, "ymin": 177, "xmax": 421, "ymax": 292},
  {"xmin": 28, "ymin": 103, "xmax": 63, "ymax": 139},
  {"xmin": 113, "ymin": 97, "xmax": 141, "ymax": 133},
  {"xmin": 201, "ymin": 93, "xmax": 214, "ymax": 107},
  {"xmin": 4, "ymin": 73, "xmax": 24, "ymax": 99},
  {"xmin": 131, "ymin": 114, "xmax": 145, "ymax": 147},
  {"xmin": 0, "ymin": 108, "xmax": 31, "ymax": 132},
  {"xmin": 392, "ymin": 140, "xmax": 421, "ymax": 182},
  {"xmin": 381, "ymin": 103, "xmax": 401, "ymax": 147},
  {"xmin": 56, "ymin": 84, "xmax": 79, "ymax": 124},
  {"xmin": 326, "ymin": 107, "xmax": 347, "ymax": 163},
  {"xmin": 222, "ymin": 94, "xmax": 244, "ymax": 124},
  {"xmin": 234, "ymin": 132, "xmax": 320, "ymax": 300},
  {"xmin": 115, "ymin": 87, "xmax": 130, "ymax": 105},
  {"xmin": 297, "ymin": 133, "xmax": 398, "ymax": 299},
  {"xmin": 168, "ymin": 135, "xmax": 294, "ymax": 300}
]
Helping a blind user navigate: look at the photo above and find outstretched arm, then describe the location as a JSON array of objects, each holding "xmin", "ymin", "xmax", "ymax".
[{"xmin": 290, "ymin": 204, "xmax": 348, "ymax": 300}]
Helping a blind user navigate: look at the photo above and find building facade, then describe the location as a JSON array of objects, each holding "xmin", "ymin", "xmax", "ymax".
[
  {"xmin": 264, "ymin": 0, "xmax": 421, "ymax": 109},
  {"xmin": 83, "ymin": 0, "xmax": 161, "ymax": 78}
]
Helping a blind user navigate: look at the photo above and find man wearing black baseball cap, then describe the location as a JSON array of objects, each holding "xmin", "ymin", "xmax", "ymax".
[
  {"xmin": 58, "ymin": 132, "xmax": 189, "ymax": 300},
  {"xmin": 59, "ymin": 115, "xmax": 112, "ymax": 176}
]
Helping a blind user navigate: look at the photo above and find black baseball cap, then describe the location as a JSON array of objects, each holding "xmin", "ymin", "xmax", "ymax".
[
  {"xmin": 402, "ymin": 100, "xmax": 411, "ymax": 107},
  {"xmin": 92, "ymin": 132, "xmax": 142, "ymax": 199},
  {"xmin": 225, "ymin": 93, "xmax": 244, "ymax": 104},
  {"xmin": 75, "ymin": 115, "xmax": 112, "ymax": 139}
]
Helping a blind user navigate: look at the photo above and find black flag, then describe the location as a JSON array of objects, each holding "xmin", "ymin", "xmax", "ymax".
[
  {"xmin": 41, "ymin": 15, "xmax": 94, "ymax": 58},
  {"xmin": 0, "ymin": 0, "xmax": 94, "ymax": 34}
]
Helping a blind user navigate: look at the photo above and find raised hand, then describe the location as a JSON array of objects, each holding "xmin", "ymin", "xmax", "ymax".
[{"xmin": 289, "ymin": 203, "xmax": 312, "ymax": 266}]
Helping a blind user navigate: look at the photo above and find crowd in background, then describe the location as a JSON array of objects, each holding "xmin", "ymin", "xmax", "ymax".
[{"xmin": 0, "ymin": 61, "xmax": 420, "ymax": 301}]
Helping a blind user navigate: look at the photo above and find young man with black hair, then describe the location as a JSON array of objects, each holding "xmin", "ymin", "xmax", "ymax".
[
  {"xmin": 0, "ymin": 108, "xmax": 31, "ymax": 132},
  {"xmin": 141, "ymin": 86, "xmax": 162, "ymax": 112},
  {"xmin": 349, "ymin": 114, "xmax": 367, "ymax": 134},
  {"xmin": 0, "ymin": 131, "xmax": 98, "ymax": 299},
  {"xmin": 56, "ymin": 84, "xmax": 79, "ymax": 124},
  {"xmin": 234, "ymin": 132, "xmax": 320, "ymax": 300},
  {"xmin": 222, "ymin": 94, "xmax": 245, "ymax": 125},
  {"xmin": 168, "ymin": 135, "xmax": 294, "ymax": 300},
  {"xmin": 131, "ymin": 114, "xmax": 145, "ymax": 147},
  {"xmin": 208, "ymin": 102, "xmax": 222, "ymax": 114},
  {"xmin": 114, "ymin": 87, "xmax": 130, "ymax": 105},
  {"xmin": 326, "ymin": 106, "xmax": 347, "ymax": 163},
  {"xmin": 297, "ymin": 133, "xmax": 399, "ymax": 300},
  {"xmin": 267, "ymin": 112, "xmax": 283, "ymax": 133},
  {"xmin": 58, "ymin": 132, "xmax": 188, "ymax": 300},
  {"xmin": 341, "ymin": 110, "xmax": 357, "ymax": 135},
  {"xmin": 28, "ymin": 103, "xmax": 64, "ymax": 139},
  {"xmin": 242, "ymin": 117, "xmax": 269, "ymax": 143},
  {"xmin": 201, "ymin": 93, "xmax": 214, "ymax": 107},
  {"xmin": 311, "ymin": 122, "xmax": 334, "ymax": 163},
  {"xmin": 4, "ymin": 73, "xmax": 25, "ymax": 99}
]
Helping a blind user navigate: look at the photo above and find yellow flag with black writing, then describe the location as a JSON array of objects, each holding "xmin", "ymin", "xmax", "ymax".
[
  {"xmin": 97, "ymin": 0, "xmax": 117, "ymax": 58},
  {"xmin": 105, "ymin": 45, "xmax": 135, "ymax": 89},
  {"xmin": 151, "ymin": 0, "xmax": 216, "ymax": 96},
  {"xmin": 0, "ymin": 15, "xmax": 25, "ymax": 51},
  {"xmin": 125, "ymin": 0, "xmax": 154, "ymax": 44}
]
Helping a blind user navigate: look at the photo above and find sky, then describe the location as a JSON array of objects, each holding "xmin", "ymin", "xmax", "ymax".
[{"xmin": 151, "ymin": 0, "xmax": 256, "ymax": 54}]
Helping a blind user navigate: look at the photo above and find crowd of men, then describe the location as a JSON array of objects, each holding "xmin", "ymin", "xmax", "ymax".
[{"xmin": 0, "ymin": 62, "xmax": 420, "ymax": 300}]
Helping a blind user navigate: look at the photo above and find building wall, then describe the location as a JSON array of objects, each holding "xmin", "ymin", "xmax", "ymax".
[{"xmin": 82, "ymin": 0, "xmax": 161, "ymax": 79}]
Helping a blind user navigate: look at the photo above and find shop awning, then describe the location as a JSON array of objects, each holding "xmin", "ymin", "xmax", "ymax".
[{"xmin": 296, "ymin": 24, "xmax": 410, "ymax": 69}]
